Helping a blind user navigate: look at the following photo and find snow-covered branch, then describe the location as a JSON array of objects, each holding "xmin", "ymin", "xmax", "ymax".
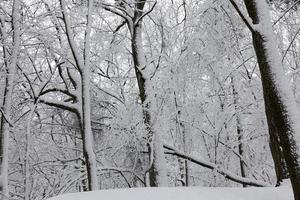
[
  {"xmin": 40, "ymin": 88, "xmax": 77, "ymax": 100},
  {"xmin": 39, "ymin": 97, "xmax": 80, "ymax": 114},
  {"xmin": 164, "ymin": 144, "xmax": 270, "ymax": 187}
]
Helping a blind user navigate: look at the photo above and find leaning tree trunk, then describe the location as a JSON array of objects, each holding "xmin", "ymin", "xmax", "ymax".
[
  {"xmin": 130, "ymin": 0, "xmax": 168, "ymax": 187},
  {"xmin": 0, "ymin": 0, "xmax": 21, "ymax": 198},
  {"xmin": 243, "ymin": 0, "xmax": 300, "ymax": 198}
]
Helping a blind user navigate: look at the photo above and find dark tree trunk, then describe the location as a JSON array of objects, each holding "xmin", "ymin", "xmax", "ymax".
[
  {"xmin": 243, "ymin": 0, "xmax": 300, "ymax": 199},
  {"xmin": 269, "ymin": 123, "xmax": 288, "ymax": 185},
  {"xmin": 130, "ymin": 0, "xmax": 167, "ymax": 187}
]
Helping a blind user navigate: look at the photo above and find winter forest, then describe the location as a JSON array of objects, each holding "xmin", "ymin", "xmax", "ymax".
[{"xmin": 1, "ymin": 0, "xmax": 300, "ymax": 199}]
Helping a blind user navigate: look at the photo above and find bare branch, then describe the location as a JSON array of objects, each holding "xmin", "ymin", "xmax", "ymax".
[
  {"xmin": 0, "ymin": 107, "xmax": 14, "ymax": 127},
  {"xmin": 135, "ymin": 1, "xmax": 157, "ymax": 26},
  {"xmin": 273, "ymin": 0, "xmax": 300, "ymax": 26},
  {"xmin": 59, "ymin": 0, "xmax": 85, "ymax": 72},
  {"xmin": 228, "ymin": 0, "xmax": 255, "ymax": 33},
  {"xmin": 102, "ymin": 3, "xmax": 132, "ymax": 23}
]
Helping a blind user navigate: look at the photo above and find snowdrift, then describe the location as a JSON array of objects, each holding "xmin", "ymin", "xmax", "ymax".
[{"xmin": 47, "ymin": 186, "xmax": 293, "ymax": 200}]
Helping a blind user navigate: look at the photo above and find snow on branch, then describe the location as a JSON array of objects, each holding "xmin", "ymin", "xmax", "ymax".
[
  {"xmin": 163, "ymin": 144, "xmax": 271, "ymax": 187},
  {"xmin": 40, "ymin": 88, "xmax": 77, "ymax": 100},
  {"xmin": 39, "ymin": 97, "xmax": 79, "ymax": 114}
]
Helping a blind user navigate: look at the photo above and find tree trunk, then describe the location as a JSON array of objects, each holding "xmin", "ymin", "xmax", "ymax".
[
  {"xmin": 231, "ymin": 76, "xmax": 247, "ymax": 187},
  {"xmin": 80, "ymin": 73, "xmax": 99, "ymax": 190},
  {"xmin": 59, "ymin": 0, "xmax": 98, "ymax": 190},
  {"xmin": 80, "ymin": 0, "xmax": 98, "ymax": 190},
  {"xmin": 24, "ymin": 105, "xmax": 37, "ymax": 200},
  {"xmin": 130, "ymin": 0, "xmax": 168, "ymax": 187},
  {"xmin": 269, "ymin": 123, "xmax": 288, "ymax": 185},
  {"xmin": 174, "ymin": 92, "xmax": 188, "ymax": 186},
  {"xmin": 0, "ymin": 0, "xmax": 21, "ymax": 198},
  {"xmin": 243, "ymin": 0, "xmax": 300, "ymax": 198}
]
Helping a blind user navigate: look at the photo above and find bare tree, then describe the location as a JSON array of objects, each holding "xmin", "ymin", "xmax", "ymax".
[
  {"xmin": 30, "ymin": 0, "xmax": 99, "ymax": 191},
  {"xmin": 102, "ymin": 0, "xmax": 168, "ymax": 186}
]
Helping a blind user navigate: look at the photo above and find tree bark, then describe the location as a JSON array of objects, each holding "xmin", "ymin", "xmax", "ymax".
[
  {"xmin": 269, "ymin": 123, "xmax": 288, "ymax": 185},
  {"xmin": 242, "ymin": 0, "xmax": 300, "ymax": 198}
]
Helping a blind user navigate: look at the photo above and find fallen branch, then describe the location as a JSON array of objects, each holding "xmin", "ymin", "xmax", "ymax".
[{"xmin": 163, "ymin": 144, "xmax": 270, "ymax": 187}]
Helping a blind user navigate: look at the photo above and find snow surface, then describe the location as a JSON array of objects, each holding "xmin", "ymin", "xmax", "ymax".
[{"xmin": 47, "ymin": 186, "xmax": 293, "ymax": 200}]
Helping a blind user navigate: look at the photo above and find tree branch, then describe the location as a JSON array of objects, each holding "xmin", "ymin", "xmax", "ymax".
[
  {"xmin": 39, "ymin": 97, "xmax": 79, "ymax": 115},
  {"xmin": 0, "ymin": 107, "xmax": 14, "ymax": 127},
  {"xmin": 102, "ymin": 3, "xmax": 132, "ymax": 24},
  {"xmin": 273, "ymin": 0, "xmax": 300, "ymax": 26},
  {"xmin": 164, "ymin": 144, "xmax": 270, "ymax": 187},
  {"xmin": 59, "ymin": 0, "xmax": 85, "ymax": 72},
  {"xmin": 228, "ymin": 0, "xmax": 255, "ymax": 33},
  {"xmin": 39, "ymin": 88, "xmax": 77, "ymax": 100},
  {"xmin": 135, "ymin": 1, "xmax": 157, "ymax": 26}
]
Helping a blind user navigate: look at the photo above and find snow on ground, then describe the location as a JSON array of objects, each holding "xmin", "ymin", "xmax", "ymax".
[{"xmin": 47, "ymin": 186, "xmax": 293, "ymax": 200}]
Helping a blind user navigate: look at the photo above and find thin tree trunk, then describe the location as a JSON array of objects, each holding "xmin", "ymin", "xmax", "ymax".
[
  {"xmin": 174, "ymin": 92, "xmax": 188, "ymax": 186},
  {"xmin": 81, "ymin": 0, "xmax": 98, "ymax": 190},
  {"xmin": 24, "ymin": 105, "xmax": 37, "ymax": 200},
  {"xmin": 0, "ymin": 0, "xmax": 21, "ymax": 198},
  {"xmin": 231, "ymin": 76, "xmax": 247, "ymax": 187},
  {"xmin": 242, "ymin": 0, "xmax": 300, "ymax": 198}
]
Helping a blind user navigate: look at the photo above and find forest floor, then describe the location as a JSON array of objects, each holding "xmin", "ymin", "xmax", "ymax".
[{"xmin": 47, "ymin": 186, "xmax": 293, "ymax": 200}]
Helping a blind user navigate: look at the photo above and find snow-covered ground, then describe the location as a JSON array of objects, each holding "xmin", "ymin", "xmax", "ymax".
[{"xmin": 47, "ymin": 186, "xmax": 293, "ymax": 200}]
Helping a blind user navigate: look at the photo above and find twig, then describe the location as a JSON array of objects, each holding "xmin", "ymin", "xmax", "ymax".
[
  {"xmin": 273, "ymin": 0, "xmax": 300, "ymax": 26},
  {"xmin": 0, "ymin": 107, "xmax": 14, "ymax": 127}
]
